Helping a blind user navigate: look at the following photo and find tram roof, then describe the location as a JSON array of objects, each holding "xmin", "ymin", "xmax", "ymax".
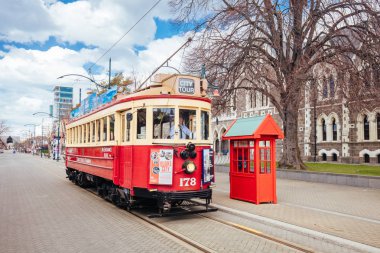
[{"xmin": 68, "ymin": 73, "xmax": 211, "ymax": 123}]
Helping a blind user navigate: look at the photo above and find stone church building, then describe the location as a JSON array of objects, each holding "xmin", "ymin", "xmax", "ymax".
[{"xmin": 211, "ymin": 79, "xmax": 380, "ymax": 165}]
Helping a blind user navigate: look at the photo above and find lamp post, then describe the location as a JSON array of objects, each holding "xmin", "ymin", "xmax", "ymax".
[
  {"xmin": 24, "ymin": 124, "xmax": 37, "ymax": 155},
  {"xmin": 33, "ymin": 112, "xmax": 60, "ymax": 160},
  {"xmin": 57, "ymin": 74, "xmax": 107, "ymax": 90}
]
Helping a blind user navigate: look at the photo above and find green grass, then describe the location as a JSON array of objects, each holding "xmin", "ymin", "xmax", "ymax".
[{"xmin": 305, "ymin": 162, "xmax": 380, "ymax": 176}]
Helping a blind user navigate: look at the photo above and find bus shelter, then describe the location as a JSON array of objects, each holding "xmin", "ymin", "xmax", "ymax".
[{"xmin": 222, "ymin": 115, "xmax": 284, "ymax": 204}]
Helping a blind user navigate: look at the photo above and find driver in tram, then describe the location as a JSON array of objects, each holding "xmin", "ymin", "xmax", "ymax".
[{"xmin": 170, "ymin": 115, "xmax": 193, "ymax": 139}]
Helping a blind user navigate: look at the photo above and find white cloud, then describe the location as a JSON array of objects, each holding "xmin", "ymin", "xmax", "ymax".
[{"xmin": 0, "ymin": 0, "xmax": 194, "ymax": 136}]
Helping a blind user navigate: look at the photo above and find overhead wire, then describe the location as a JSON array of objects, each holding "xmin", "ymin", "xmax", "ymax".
[{"xmin": 87, "ymin": 0, "xmax": 162, "ymax": 73}]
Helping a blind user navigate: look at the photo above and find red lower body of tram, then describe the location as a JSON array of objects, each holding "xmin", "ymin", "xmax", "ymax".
[{"xmin": 65, "ymin": 143, "xmax": 215, "ymax": 213}]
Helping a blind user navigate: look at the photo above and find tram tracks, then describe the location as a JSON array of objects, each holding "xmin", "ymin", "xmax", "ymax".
[{"xmin": 83, "ymin": 185, "xmax": 312, "ymax": 253}]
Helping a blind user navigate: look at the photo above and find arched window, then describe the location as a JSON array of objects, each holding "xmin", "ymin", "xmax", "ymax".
[
  {"xmin": 329, "ymin": 76, "xmax": 335, "ymax": 97},
  {"xmin": 322, "ymin": 119, "xmax": 327, "ymax": 141},
  {"xmin": 322, "ymin": 82, "xmax": 328, "ymax": 98},
  {"xmin": 214, "ymin": 139, "xmax": 220, "ymax": 154},
  {"xmin": 377, "ymin": 113, "xmax": 380, "ymax": 140},
  {"xmin": 364, "ymin": 115, "xmax": 370, "ymax": 140},
  {"xmin": 322, "ymin": 153, "xmax": 327, "ymax": 161},
  {"xmin": 378, "ymin": 154, "xmax": 380, "ymax": 164},
  {"xmin": 364, "ymin": 154, "xmax": 370, "ymax": 163},
  {"xmin": 221, "ymin": 129, "xmax": 229, "ymax": 155},
  {"xmin": 332, "ymin": 118, "xmax": 337, "ymax": 141},
  {"xmin": 332, "ymin": 153, "xmax": 337, "ymax": 161}
]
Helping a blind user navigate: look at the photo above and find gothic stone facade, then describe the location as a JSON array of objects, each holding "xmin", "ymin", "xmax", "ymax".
[{"xmin": 212, "ymin": 87, "xmax": 380, "ymax": 164}]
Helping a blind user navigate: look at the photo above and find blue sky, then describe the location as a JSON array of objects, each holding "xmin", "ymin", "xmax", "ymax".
[{"xmin": 0, "ymin": 0, "xmax": 196, "ymax": 136}]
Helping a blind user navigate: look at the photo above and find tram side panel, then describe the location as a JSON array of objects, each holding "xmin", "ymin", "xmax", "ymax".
[{"xmin": 66, "ymin": 146, "xmax": 115, "ymax": 181}]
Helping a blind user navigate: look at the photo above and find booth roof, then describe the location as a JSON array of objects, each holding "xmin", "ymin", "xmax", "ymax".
[{"xmin": 224, "ymin": 115, "xmax": 265, "ymax": 138}]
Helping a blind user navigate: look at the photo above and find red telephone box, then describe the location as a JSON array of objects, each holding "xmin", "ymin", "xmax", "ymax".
[{"xmin": 222, "ymin": 115, "xmax": 284, "ymax": 204}]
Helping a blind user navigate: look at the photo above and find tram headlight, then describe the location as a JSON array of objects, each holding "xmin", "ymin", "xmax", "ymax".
[
  {"xmin": 186, "ymin": 142, "xmax": 195, "ymax": 152},
  {"xmin": 183, "ymin": 160, "xmax": 196, "ymax": 174},
  {"xmin": 180, "ymin": 150, "xmax": 189, "ymax": 159},
  {"xmin": 189, "ymin": 150, "xmax": 197, "ymax": 159}
]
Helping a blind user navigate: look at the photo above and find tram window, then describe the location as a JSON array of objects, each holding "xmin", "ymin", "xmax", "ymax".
[
  {"xmin": 125, "ymin": 113, "xmax": 131, "ymax": 142},
  {"xmin": 178, "ymin": 109, "xmax": 196, "ymax": 140},
  {"xmin": 109, "ymin": 115, "xmax": 115, "ymax": 141},
  {"xmin": 102, "ymin": 117, "xmax": 107, "ymax": 141},
  {"xmin": 78, "ymin": 126, "xmax": 82, "ymax": 143},
  {"xmin": 91, "ymin": 121, "xmax": 96, "ymax": 142},
  {"xmin": 201, "ymin": 111, "xmax": 209, "ymax": 140},
  {"xmin": 96, "ymin": 120, "xmax": 101, "ymax": 142},
  {"xmin": 137, "ymin": 109, "xmax": 146, "ymax": 139},
  {"xmin": 87, "ymin": 123, "xmax": 90, "ymax": 143},
  {"xmin": 153, "ymin": 108, "xmax": 174, "ymax": 139}
]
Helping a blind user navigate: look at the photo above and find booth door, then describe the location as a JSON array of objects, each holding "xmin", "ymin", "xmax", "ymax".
[
  {"xmin": 258, "ymin": 140, "xmax": 276, "ymax": 203},
  {"xmin": 230, "ymin": 140, "xmax": 256, "ymax": 203}
]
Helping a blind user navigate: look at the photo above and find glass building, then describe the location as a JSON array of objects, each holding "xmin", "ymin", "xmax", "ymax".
[{"xmin": 53, "ymin": 86, "xmax": 73, "ymax": 119}]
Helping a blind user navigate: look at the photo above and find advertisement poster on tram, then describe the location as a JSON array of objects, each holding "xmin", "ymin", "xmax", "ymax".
[{"xmin": 149, "ymin": 149, "xmax": 173, "ymax": 185}]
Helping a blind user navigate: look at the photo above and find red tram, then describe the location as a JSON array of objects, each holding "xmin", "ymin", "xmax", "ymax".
[{"xmin": 65, "ymin": 74, "xmax": 215, "ymax": 214}]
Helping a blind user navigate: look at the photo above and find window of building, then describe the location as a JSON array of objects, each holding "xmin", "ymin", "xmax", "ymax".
[
  {"xmin": 322, "ymin": 153, "xmax": 327, "ymax": 161},
  {"xmin": 377, "ymin": 154, "xmax": 380, "ymax": 164},
  {"xmin": 332, "ymin": 118, "xmax": 337, "ymax": 141},
  {"xmin": 109, "ymin": 115, "xmax": 115, "ymax": 141},
  {"xmin": 137, "ymin": 109, "xmax": 146, "ymax": 139},
  {"xmin": 364, "ymin": 154, "xmax": 370, "ymax": 163},
  {"xmin": 250, "ymin": 92, "xmax": 256, "ymax": 108},
  {"xmin": 153, "ymin": 108, "xmax": 174, "ymax": 139},
  {"xmin": 179, "ymin": 109, "xmax": 197, "ymax": 140},
  {"xmin": 377, "ymin": 113, "xmax": 380, "ymax": 140},
  {"xmin": 322, "ymin": 81, "xmax": 328, "ymax": 98},
  {"xmin": 322, "ymin": 119, "xmax": 327, "ymax": 141},
  {"xmin": 364, "ymin": 115, "xmax": 370, "ymax": 140},
  {"xmin": 102, "ymin": 117, "xmax": 107, "ymax": 141},
  {"xmin": 332, "ymin": 153, "xmax": 337, "ymax": 161},
  {"xmin": 201, "ymin": 111, "xmax": 209, "ymax": 140},
  {"xmin": 329, "ymin": 76, "xmax": 335, "ymax": 98}
]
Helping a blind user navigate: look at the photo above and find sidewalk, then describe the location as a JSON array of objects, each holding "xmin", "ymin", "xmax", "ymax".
[{"xmin": 212, "ymin": 171, "xmax": 380, "ymax": 250}]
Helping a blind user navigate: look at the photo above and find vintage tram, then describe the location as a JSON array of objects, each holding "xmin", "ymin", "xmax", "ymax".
[{"xmin": 65, "ymin": 74, "xmax": 215, "ymax": 214}]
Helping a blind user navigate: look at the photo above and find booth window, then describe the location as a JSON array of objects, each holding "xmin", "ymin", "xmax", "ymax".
[
  {"xmin": 179, "ymin": 109, "xmax": 196, "ymax": 140},
  {"xmin": 232, "ymin": 141, "xmax": 254, "ymax": 173},
  {"xmin": 137, "ymin": 109, "xmax": 146, "ymax": 139},
  {"xmin": 260, "ymin": 141, "xmax": 271, "ymax": 174},
  {"xmin": 109, "ymin": 115, "xmax": 115, "ymax": 141},
  {"xmin": 201, "ymin": 111, "xmax": 209, "ymax": 140},
  {"xmin": 153, "ymin": 108, "xmax": 174, "ymax": 139}
]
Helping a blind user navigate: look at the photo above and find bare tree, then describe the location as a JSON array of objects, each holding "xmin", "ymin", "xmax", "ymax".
[
  {"xmin": 171, "ymin": 0, "xmax": 380, "ymax": 169},
  {"xmin": 0, "ymin": 120, "xmax": 9, "ymax": 136}
]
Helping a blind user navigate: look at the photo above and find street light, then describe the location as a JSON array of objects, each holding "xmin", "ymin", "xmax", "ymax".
[
  {"xmin": 57, "ymin": 74, "xmax": 107, "ymax": 89},
  {"xmin": 24, "ymin": 124, "xmax": 37, "ymax": 155},
  {"xmin": 33, "ymin": 112, "xmax": 61, "ymax": 161}
]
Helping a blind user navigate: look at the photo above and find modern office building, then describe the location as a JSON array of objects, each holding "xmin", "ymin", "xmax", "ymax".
[{"xmin": 53, "ymin": 86, "xmax": 73, "ymax": 119}]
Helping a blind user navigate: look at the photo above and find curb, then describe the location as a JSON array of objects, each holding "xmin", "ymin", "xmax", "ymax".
[{"xmin": 212, "ymin": 203, "xmax": 380, "ymax": 253}]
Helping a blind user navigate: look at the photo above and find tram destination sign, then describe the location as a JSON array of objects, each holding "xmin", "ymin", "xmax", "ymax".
[{"xmin": 178, "ymin": 78, "xmax": 195, "ymax": 94}]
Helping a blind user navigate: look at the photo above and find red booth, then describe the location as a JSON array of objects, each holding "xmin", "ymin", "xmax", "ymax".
[{"xmin": 222, "ymin": 115, "xmax": 284, "ymax": 204}]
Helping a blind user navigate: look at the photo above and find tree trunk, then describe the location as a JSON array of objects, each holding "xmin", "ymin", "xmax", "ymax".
[{"xmin": 279, "ymin": 94, "xmax": 307, "ymax": 170}]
